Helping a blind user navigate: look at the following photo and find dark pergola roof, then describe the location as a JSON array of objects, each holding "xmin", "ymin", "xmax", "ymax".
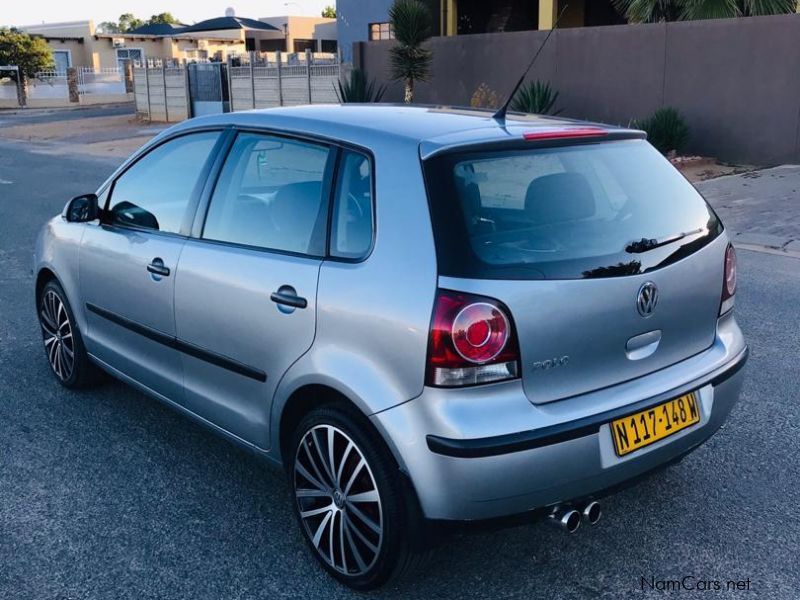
[
  {"xmin": 179, "ymin": 17, "xmax": 281, "ymax": 34},
  {"xmin": 127, "ymin": 23, "xmax": 189, "ymax": 35}
]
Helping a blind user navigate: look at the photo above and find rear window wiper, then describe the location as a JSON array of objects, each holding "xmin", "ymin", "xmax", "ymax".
[{"xmin": 625, "ymin": 228, "xmax": 706, "ymax": 253}]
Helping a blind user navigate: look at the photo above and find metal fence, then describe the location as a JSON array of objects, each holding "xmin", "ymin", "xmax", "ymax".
[
  {"xmin": 29, "ymin": 71, "xmax": 68, "ymax": 99},
  {"xmin": 0, "ymin": 66, "xmax": 21, "ymax": 105},
  {"xmin": 133, "ymin": 51, "xmax": 341, "ymax": 122},
  {"xmin": 78, "ymin": 67, "xmax": 125, "ymax": 96}
]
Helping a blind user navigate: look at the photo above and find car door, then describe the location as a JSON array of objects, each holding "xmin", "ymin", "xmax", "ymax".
[
  {"xmin": 80, "ymin": 130, "xmax": 223, "ymax": 402},
  {"xmin": 173, "ymin": 131, "xmax": 335, "ymax": 449}
]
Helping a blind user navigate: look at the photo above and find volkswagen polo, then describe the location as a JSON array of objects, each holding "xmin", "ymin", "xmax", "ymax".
[{"xmin": 34, "ymin": 105, "xmax": 747, "ymax": 589}]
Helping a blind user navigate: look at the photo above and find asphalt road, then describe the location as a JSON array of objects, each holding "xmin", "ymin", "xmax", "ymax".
[
  {"xmin": 1, "ymin": 138, "xmax": 799, "ymax": 600},
  {"xmin": 0, "ymin": 103, "xmax": 136, "ymax": 127}
]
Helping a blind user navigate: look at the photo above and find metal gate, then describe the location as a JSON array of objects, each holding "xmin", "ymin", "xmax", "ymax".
[{"xmin": 187, "ymin": 63, "xmax": 229, "ymax": 116}]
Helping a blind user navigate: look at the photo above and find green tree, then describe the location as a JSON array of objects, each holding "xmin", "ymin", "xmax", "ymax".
[
  {"xmin": 118, "ymin": 13, "xmax": 144, "ymax": 32},
  {"xmin": 96, "ymin": 21, "xmax": 121, "ymax": 33},
  {"xmin": 321, "ymin": 5, "xmax": 337, "ymax": 18},
  {"xmin": 0, "ymin": 28, "xmax": 54, "ymax": 78},
  {"xmin": 613, "ymin": 0, "xmax": 796, "ymax": 22},
  {"xmin": 388, "ymin": 0, "xmax": 433, "ymax": 103},
  {"xmin": 146, "ymin": 12, "xmax": 180, "ymax": 26}
]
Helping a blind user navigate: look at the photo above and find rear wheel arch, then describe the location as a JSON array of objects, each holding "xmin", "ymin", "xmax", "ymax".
[{"xmin": 279, "ymin": 384, "xmax": 372, "ymax": 466}]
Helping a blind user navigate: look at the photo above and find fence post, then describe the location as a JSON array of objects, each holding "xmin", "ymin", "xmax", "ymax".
[
  {"xmin": 144, "ymin": 65, "xmax": 151, "ymax": 121},
  {"xmin": 67, "ymin": 67, "xmax": 79, "ymax": 103},
  {"xmin": 183, "ymin": 60, "xmax": 192, "ymax": 120},
  {"xmin": 305, "ymin": 49, "xmax": 312, "ymax": 104},
  {"xmin": 227, "ymin": 56, "xmax": 234, "ymax": 112},
  {"xmin": 162, "ymin": 64, "xmax": 169, "ymax": 122},
  {"xmin": 123, "ymin": 59, "xmax": 134, "ymax": 94},
  {"xmin": 250, "ymin": 51, "xmax": 256, "ymax": 109},
  {"xmin": 14, "ymin": 69, "xmax": 27, "ymax": 107},
  {"xmin": 276, "ymin": 51, "xmax": 283, "ymax": 106}
]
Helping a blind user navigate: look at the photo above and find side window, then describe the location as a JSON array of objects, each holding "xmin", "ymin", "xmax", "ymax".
[
  {"xmin": 202, "ymin": 133, "xmax": 331, "ymax": 256},
  {"xmin": 330, "ymin": 150, "xmax": 373, "ymax": 259},
  {"xmin": 108, "ymin": 131, "xmax": 220, "ymax": 234}
]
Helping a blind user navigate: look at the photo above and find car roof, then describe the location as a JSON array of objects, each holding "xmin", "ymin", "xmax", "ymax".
[{"xmin": 166, "ymin": 104, "xmax": 643, "ymax": 158}]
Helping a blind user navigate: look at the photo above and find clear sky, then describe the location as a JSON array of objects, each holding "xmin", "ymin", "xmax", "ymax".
[{"xmin": 5, "ymin": 0, "xmax": 332, "ymax": 28}]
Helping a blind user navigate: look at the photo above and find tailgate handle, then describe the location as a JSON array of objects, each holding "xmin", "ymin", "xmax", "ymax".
[{"xmin": 626, "ymin": 330, "xmax": 661, "ymax": 361}]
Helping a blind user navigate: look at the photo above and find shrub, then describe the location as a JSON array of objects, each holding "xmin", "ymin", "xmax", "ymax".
[
  {"xmin": 509, "ymin": 81, "xmax": 561, "ymax": 115},
  {"xmin": 633, "ymin": 107, "xmax": 690, "ymax": 155},
  {"xmin": 470, "ymin": 83, "xmax": 500, "ymax": 109},
  {"xmin": 335, "ymin": 69, "xmax": 386, "ymax": 103}
]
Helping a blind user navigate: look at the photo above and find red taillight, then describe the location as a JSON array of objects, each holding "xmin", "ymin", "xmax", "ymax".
[
  {"xmin": 720, "ymin": 244, "xmax": 737, "ymax": 315},
  {"xmin": 523, "ymin": 127, "xmax": 608, "ymax": 141},
  {"xmin": 426, "ymin": 290, "xmax": 520, "ymax": 387}
]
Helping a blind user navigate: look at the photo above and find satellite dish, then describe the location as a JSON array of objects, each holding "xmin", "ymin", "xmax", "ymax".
[{"xmin": 224, "ymin": 7, "xmax": 236, "ymax": 17}]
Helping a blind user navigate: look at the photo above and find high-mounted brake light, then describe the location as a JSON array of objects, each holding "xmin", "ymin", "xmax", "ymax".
[
  {"xmin": 523, "ymin": 127, "xmax": 608, "ymax": 141},
  {"xmin": 720, "ymin": 244, "xmax": 737, "ymax": 315},
  {"xmin": 426, "ymin": 290, "xmax": 520, "ymax": 387}
]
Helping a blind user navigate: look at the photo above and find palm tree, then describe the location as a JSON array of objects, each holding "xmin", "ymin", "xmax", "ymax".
[
  {"xmin": 388, "ymin": 0, "xmax": 433, "ymax": 103},
  {"xmin": 612, "ymin": 0, "xmax": 796, "ymax": 22}
]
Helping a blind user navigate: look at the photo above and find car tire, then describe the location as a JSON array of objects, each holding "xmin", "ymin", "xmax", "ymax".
[
  {"xmin": 288, "ymin": 403, "xmax": 426, "ymax": 590},
  {"xmin": 38, "ymin": 279, "xmax": 100, "ymax": 389}
]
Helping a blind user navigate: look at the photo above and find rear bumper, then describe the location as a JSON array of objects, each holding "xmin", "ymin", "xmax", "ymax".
[{"xmin": 371, "ymin": 313, "xmax": 747, "ymax": 521}]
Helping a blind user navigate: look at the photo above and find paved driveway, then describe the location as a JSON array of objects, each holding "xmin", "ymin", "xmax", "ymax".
[{"xmin": 1, "ymin": 128, "xmax": 798, "ymax": 599}]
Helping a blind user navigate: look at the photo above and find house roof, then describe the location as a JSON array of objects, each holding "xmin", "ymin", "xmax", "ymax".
[
  {"xmin": 127, "ymin": 23, "xmax": 189, "ymax": 35},
  {"xmin": 179, "ymin": 16, "xmax": 281, "ymax": 33}
]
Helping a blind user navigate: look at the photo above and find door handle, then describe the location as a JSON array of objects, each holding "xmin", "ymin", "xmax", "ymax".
[
  {"xmin": 270, "ymin": 286, "xmax": 307, "ymax": 309},
  {"xmin": 147, "ymin": 258, "xmax": 171, "ymax": 277}
]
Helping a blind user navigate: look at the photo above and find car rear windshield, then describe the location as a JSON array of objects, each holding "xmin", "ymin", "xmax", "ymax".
[{"xmin": 423, "ymin": 139, "xmax": 722, "ymax": 280}]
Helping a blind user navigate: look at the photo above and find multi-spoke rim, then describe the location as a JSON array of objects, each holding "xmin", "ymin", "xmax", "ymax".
[
  {"xmin": 40, "ymin": 290, "xmax": 75, "ymax": 382},
  {"xmin": 294, "ymin": 424, "xmax": 383, "ymax": 577}
]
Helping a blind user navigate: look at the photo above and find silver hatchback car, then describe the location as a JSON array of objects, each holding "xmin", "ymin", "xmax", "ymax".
[{"xmin": 34, "ymin": 105, "xmax": 747, "ymax": 589}]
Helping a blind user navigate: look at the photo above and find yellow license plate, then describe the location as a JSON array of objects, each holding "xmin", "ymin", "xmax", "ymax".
[{"xmin": 610, "ymin": 393, "xmax": 700, "ymax": 457}]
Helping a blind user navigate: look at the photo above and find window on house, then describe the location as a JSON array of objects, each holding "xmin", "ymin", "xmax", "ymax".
[
  {"xmin": 293, "ymin": 38, "xmax": 317, "ymax": 53},
  {"xmin": 53, "ymin": 50, "xmax": 71, "ymax": 75},
  {"xmin": 260, "ymin": 39, "xmax": 286, "ymax": 52},
  {"xmin": 320, "ymin": 39, "xmax": 338, "ymax": 53},
  {"xmin": 368, "ymin": 22, "xmax": 394, "ymax": 40},
  {"xmin": 115, "ymin": 48, "xmax": 144, "ymax": 69}
]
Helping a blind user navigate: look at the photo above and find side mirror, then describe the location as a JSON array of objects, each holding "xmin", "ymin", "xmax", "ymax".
[{"xmin": 64, "ymin": 194, "xmax": 99, "ymax": 223}]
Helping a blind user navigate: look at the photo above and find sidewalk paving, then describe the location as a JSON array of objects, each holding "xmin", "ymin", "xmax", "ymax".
[{"xmin": 696, "ymin": 165, "xmax": 800, "ymax": 257}]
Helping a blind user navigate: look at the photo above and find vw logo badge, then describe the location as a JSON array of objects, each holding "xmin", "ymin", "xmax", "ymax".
[{"xmin": 636, "ymin": 282, "xmax": 659, "ymax": 317}]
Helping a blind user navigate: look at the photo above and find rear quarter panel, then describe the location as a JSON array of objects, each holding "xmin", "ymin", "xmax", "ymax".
[{"xmin": 270, "ymin": 136, "xmax": 438, "ymax": 453}]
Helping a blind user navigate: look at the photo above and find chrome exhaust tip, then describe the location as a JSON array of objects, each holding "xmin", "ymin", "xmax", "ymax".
[
  {"xmin": 547, "ymin": 506, "xmax": 581, "ymax": 533},
  {"xmin": 581, "ymin": 501, "xmax": 602, "ymax": 526}
]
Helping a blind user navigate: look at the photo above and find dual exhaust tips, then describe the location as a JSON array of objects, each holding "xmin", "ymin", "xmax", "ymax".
[{"xmin": 547, "ymin": 501, "xmax": 601, "ymax": 534}]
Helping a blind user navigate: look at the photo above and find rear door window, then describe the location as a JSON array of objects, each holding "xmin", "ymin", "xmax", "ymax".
[
  {"xmin": 202, "ymin": 132, "xmax": 332, "ymax": 256},
  {"xmin": 423, "ymin": 139, "xmax": 721, "ymax": 280}
]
